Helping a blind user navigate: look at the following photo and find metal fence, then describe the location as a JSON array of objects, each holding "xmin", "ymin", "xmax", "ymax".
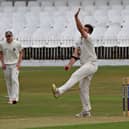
[
  {"xmin": 23, "ymin": 46, "xmax": 129, "ymax": 60},
  {"xmin": 19, "ymin": 39, "xmax": 129, "ymax": 60}
]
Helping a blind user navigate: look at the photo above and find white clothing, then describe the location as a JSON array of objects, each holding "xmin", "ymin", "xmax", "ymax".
[
  {"xmin": 0, "ymin": 40, "xmax": 22, "ymax": 102},
  {"xmin": 76, "ymin": 35, "xmax": 97, "ymax": 64},
  {"xmin": 58, "ymin": 35, "xmax": 98, "ymax": 112},
  {"xmin": 79, "ymin": 75, "xmax": 93, "ymax": 111},
  {"xmin": 58, "ymin": 62, "xmax": 98, "ymax": 111},
  {"xmin": 4, "ymin": 64, "xmax": 19, "ymax": 101},
  {"xmin": 0, "ymin": 40, "xmax": 22, "ymax": 64}
]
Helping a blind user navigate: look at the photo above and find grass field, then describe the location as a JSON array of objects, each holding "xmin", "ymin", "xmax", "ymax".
[
  {"xmin": 0, "ymin": 66, "xmax": 129, "ymax": 129},
  {"xmin": 29, "ymin": 121, "xmax": 129, "ymax": 129}
]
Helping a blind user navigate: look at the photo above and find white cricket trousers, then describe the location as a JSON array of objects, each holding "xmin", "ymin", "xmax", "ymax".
[
  {"xmin": 3, "ymin": 64, "xmax": 19, "ymax": 102},
  {"xmin": 58, "ymin": 61, "xmax": 98, "ymax": 112}
]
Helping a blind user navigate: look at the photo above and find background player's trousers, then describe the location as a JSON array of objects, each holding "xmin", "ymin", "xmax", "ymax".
[
  {"xmin": 3, "ymin": 64, "xmax": 19, "ymax": 102},
  {"xmin": 58, "ymin": 61, "xmax": 98, "ymax": 111}
]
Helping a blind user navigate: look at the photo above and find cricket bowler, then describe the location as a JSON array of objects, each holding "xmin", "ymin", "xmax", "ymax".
[{"xmin": 52, "ymin": 8, "xmax": 98, "ymax": 117}]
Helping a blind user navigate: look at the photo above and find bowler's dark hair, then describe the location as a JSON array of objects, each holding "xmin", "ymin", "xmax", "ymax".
[{"xmin": 84, "ymin": 24, "xmax": 94, "ymax": 34}]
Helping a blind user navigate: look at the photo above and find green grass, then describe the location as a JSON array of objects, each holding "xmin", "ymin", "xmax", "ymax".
[
  {"xmin": 28, "ymin": 121, "xmax": 129, "ymax": 129},
  {"xmin": 0, "ymin": 66, "xmax": 129, "ymax": 129},
  {"xmin": 0, "ymin": 66, "xmax": 128, "ymax": 118}
]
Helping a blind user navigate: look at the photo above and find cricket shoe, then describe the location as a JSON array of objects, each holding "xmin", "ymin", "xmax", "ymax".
[
  {"xmin": 75, "ymin": 111, "xmax": 91, "ymax": 118},
  {"xmin": 52, "ymin": 84, "xmax": 60, "ymax": 98},
  {"xmin": 12, "ymin": 100, "xmax": 17, "ymax": 104},
  {"xmin": 8, "ymin": 100, "xmax": 17, "ymax": 104}
]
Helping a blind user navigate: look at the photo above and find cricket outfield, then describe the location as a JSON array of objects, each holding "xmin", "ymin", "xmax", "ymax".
[{"xmin": 0, "ymin": 66, "xmax": 129, "ymax": 129}]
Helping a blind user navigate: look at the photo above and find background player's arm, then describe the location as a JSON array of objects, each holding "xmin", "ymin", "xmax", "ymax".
[
  {"xmin": 16, "ymin": 49, "xmax": 24, "ymax": 70},
  {"xmin": 75, "ymin": 8, "xmax": 88, "ymax": 39},
  {"xmin": 64, "ymin": 48, "xmax": 79, "ymax": 71},
  {"xmin": 0, "ymin": 51, "xmax": 6, "ymax": 70}
]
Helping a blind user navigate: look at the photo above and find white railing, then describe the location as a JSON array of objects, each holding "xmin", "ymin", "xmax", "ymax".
[{"xmin": 18, "ymin": 39, "xmax": 129, "ymax": 48}]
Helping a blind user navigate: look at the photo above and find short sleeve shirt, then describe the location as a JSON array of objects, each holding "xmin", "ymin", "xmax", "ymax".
[
  {"xmin": 75, "ymin": 34, "xmax": 97, "ymax": 64},
  {"xmin": 0, "ymin": 40, "xmax": 22, "ymax": 64}
]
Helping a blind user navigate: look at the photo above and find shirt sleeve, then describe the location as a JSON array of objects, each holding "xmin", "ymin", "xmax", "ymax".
[
  {"xmin": 17, "ymin": 42, "xmax": 23, "ymax": 52},
  {"xmin": 86, "ymin": 34, "xmax": 92, "ymax": 42}
]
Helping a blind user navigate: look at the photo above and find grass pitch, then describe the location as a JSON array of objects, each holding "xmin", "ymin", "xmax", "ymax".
[
  {"xmin": 0, "ymin": 66, "xmax": 129, "ymax": 129},
  {"xmin": 28, "ymin": 121, "xmax": 129, "ymax": 129}
]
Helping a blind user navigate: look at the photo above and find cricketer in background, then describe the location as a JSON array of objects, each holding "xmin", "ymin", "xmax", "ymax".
[
  {"xmin": 0, "ymin": 31, "xmax": 23, "ymax": 104},
  {"xmin": 52, "ymin": 8, "xmax": 98, "ymax": 117}
]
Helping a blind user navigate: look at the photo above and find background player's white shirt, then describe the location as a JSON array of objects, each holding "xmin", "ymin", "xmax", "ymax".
[
  {"xmin": 76, "ymin": 34, "xmax": 97, "ymax": 65},
  {"xmin": 0, "ymin": 40, "xmax": 22, "ymax": 64}
]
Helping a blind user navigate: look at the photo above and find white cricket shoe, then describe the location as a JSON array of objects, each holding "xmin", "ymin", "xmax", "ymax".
[
  {"xmin": 8, "ymin": 100, "xmax": 17, "ymax": 104},
  {"xmin": 52, "ymin": 84, "xmax": 60, "ymax": 98},
  {"xmin": 75, "ymin": 111, "xmax": 91, "ymax": 117}
]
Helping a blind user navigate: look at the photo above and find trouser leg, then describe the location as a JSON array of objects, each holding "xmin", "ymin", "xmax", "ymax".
[
  {"xmin": 79, "ymin": 75, "xmax": 93, "ymax": 112},
  {"xmin": 58, "ymin": 62, "xmax": 97, "ymax": 94},
  {"xmin": 11, "ymin": 66, "xmax": 19, "ymax": 101},
  {"xmin": 3, "ymin": 67, "xmax": 12, "ymax": 101}
]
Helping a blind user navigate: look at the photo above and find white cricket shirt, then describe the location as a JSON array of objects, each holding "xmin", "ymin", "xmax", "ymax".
[
  {"xmin": 0, "ymin": 40, "xmax": 22, "ymax": 65},
  {"xmin": 76, "ymin": 34, "xmax": 97, "ymax": 64}
]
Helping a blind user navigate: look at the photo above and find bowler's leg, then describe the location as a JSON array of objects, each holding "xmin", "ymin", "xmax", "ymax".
[
  {"xmin": 58, "ymin": 62, "xmax": 97, "ymax": 95},
  {"xmin": 79, "ymin": 75, "xmax": 93, "ymax": 112},
  {"xmin": 75, "ymin": 75, "xmax": 93, "ymax": 117}
]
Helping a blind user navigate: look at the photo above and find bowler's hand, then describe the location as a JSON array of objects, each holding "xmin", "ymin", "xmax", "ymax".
[
  {"xmin": 16, "ymin": 64, "xmax": 20, "ymax": 70},
  {"xmin": 64, "ymin": 64, "xmax": 72, "ymax": 71},
  {"xmin": 75, "ymin": 8, "xmax": 80, "ymax": 17}
]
